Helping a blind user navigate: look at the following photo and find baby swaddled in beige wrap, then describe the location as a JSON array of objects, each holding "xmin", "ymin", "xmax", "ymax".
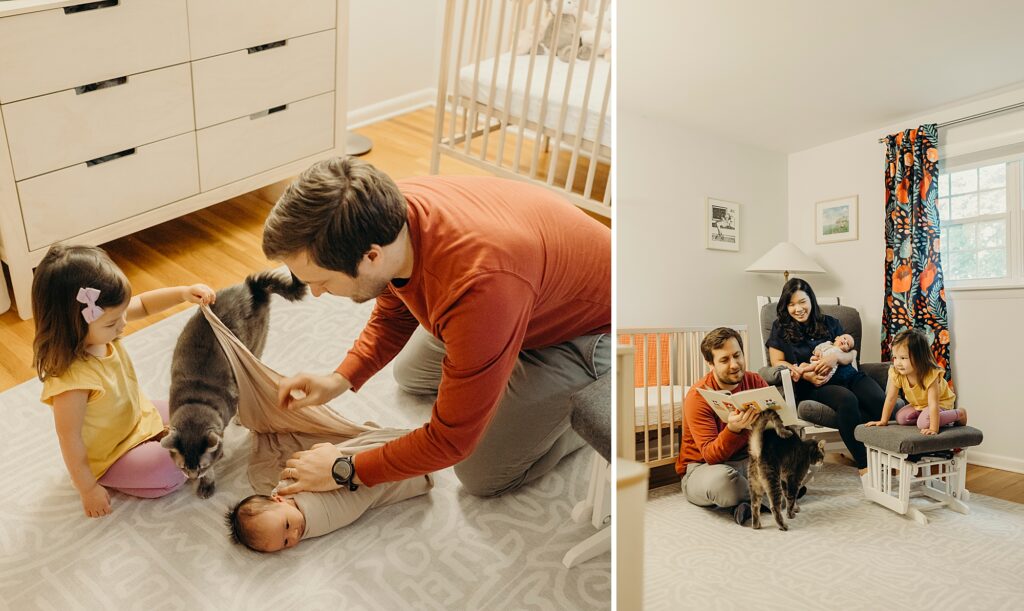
[{"xmin": 197, "ymin": 306, "xmax": 432, "ymax": 552}]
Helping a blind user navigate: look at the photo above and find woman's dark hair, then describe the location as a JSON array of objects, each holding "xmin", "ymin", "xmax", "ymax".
[
  {"xmin": 776, "ymin": 277, "xmax": 830, "ymax": 344},
  {"xmin": 31, "ymin": 244, "xmax": 131, "ymax": 380},
  {"xmin": 890, "ymin": 328, "xmax": 940, "ymax": 383}
]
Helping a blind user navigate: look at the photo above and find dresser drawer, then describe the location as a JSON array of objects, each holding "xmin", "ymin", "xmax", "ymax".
[
  {"xmin": 17, "ymin": 133, "xmax": 199, "ymax": 250},
  {"xmin": 192, "ymin": 30, "xmax": 334, "ymax": 129},
  {"xmin": 187, "ymin": 0, "xmax": 336, "ymax": 60},
  {"xmin": 197, "ymin": 92, "xmax": 334, "ymax": 191},
  {"xmin": 3, "ymin": 64, "xmax": 194, "ymax": 181},
  {"xmin": 0, "ymin": 0, "xmax": 190, "ymax": 104}
]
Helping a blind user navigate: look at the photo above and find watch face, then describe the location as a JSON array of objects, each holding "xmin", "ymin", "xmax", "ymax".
[{"xmin": 333, "ymin": 457, "xmax": 353, "ymax": 482}]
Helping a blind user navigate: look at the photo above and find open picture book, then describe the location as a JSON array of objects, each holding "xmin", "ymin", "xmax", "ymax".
[{"xmin": 696, "ymin": 385, "xmax": 800, "ymax": 427}]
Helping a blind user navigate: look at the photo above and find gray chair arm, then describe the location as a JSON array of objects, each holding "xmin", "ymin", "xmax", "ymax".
[
  {"xmin": 860, "ymin": 362, "xmax": 890, "ymax": 391},
  {"xmin": 570, "ymin": 373, "xmax": 611, "ymax": 462},
  {"xmin": 758, "ymin": 364, "xmax": 786, "ymax": 385}
]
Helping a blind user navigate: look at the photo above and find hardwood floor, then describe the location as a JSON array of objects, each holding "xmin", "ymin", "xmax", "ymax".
[{"xmin": 2, "ymin": 106, "xmax": 1020, "ymax": 504}]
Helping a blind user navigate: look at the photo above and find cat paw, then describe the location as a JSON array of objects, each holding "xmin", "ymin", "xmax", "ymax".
[
  {"xmin": 777, "ymin": 523, "xmax": 788, "ymax": 531},
  {"xmin": 197, "ymin": 480, "xmax": 216, "ymax": 499}
]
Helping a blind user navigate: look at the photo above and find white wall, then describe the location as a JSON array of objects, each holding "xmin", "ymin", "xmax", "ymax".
[
  {"xmin": 788, "ymin": 85, "xmax": 1024, "ymax": 473},
  {"xmin": 346, "ymin": 0, "xmax": 445, "ymax": 127},
  {"xmin": 617, "ymin": 112, "xmax": 789, "ymax": 369}
]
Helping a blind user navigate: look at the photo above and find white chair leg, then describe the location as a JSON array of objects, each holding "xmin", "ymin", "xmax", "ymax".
[{"xmin": 562, "ymin": 527, "xmax": 610, "ymax": 568}]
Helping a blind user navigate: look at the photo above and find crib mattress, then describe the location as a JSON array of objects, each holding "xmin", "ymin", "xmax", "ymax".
[
  {"xmin": 456, "ymin": 51, "xmax": 611, "ymax": 148},
  {"xmin": 633, "ymin": 385, "xmax": 687, "ymax": 429}
]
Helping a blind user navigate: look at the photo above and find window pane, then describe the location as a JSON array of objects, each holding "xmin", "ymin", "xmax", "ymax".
[
  {"xmin": 940, "ymin": 227, "xmax": 948, "ymax": 252},
  {"xmin": 950, "ymin": 194, "xmax": 978, "ymax": 219},
  {"xmin": 937, "ymin": 197, "xmax": 949, "ymax": 220},
  {"xmin": 976, "ymin": 248, "xmax": 1007, "ymax": 279},
  {"xmin": 977, "ymin": 219, "xmax": 1006, "ymax": 247},
  {"xmin": 978, "ymin": 189, "xmax": 1006, "ymax": 215},
  {"xmin": 947, "ymin": 250, "xmax": 976, "ymax": 280},
  {"xmin": 978, "ymin": 163, "xmax": 1006, "ymax": 189},
  {"xmin": 950, "ymin": 169, "xmax": 977, "ymax": 195},
  {"xmin": 947, "ymin": 223, "xmax": 976, "ymax": 250},
  {"xmin": 938, "ymin": 173, "xmax": 950, "ymax": 197}
]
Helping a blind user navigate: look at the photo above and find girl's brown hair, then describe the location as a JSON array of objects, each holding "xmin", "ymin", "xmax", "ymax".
[
  {"xmin": 890, "ymin": 328, "xmax": 940, "ymax": 384},
  {"xmin": 32, "ymin": 244, "xmax": 130, "ymax": 380}
]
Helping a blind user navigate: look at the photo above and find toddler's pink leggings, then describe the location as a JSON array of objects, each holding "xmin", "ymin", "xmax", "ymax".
[
  {"xmin": 895, "ymin": 405, "xmax": 962, "ymax": 430},
  {"xmin": 98, "ymin": 400, "xmax": 185, "ymax": 498}
]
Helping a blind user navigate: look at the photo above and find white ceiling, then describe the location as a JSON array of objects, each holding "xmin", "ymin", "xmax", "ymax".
[{"xmin": 618, "ymin": 1, "xmax": 1024, "ymax": 153}]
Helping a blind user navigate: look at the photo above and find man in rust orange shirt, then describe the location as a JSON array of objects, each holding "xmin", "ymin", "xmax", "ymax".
[
  {"xmin": 262, "ymin": 157, "xmax": 610, "ymax": 498},
  {"xmin": 677, "ymin": 327, "xmax": 766, "ymax": 525}
]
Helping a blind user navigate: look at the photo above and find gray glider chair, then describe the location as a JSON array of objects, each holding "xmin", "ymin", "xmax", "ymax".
[{"xmin": 755, "ymin": 296, "xmax": 894, "ymax": 440}]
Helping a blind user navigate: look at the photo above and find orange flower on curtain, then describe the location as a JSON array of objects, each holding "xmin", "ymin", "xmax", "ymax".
[{"xmin": 881, "ymin": 124, "xmax": 952, "ymax": 381}]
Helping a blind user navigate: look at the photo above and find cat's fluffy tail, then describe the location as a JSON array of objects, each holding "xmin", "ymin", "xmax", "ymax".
[{"xmin": 246, "ymin": 271, "xmax": 308, "ymax": 305}]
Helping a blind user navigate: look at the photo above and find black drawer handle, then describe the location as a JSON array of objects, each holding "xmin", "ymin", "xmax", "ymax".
[
  {"xmin": 250, "ymin": 105, "xmax": 287, "ymax": 120},
  {"xmin": 64, "ymin": 0, "xmax": 119, "ymax": 14},
  {"xmin": 248, "ymin": 40, "xmax": 287, "ymax": 54},
  {"xmin": 75, "ymin": 76, "xmax": 128, "ymax": 95},
  {"xmin": 86, "ymin": 148, "xmax": 136, "ymax": 167}
]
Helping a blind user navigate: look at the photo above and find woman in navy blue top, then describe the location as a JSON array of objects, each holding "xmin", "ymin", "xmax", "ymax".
[{"xmin": 766, "ymin": 278, "xmax": 884, "ymax": 475}]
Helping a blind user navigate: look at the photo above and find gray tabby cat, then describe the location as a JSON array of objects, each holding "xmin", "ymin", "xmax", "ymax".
[
  {"xmin": 161, "ymin": 271, "xmax": 306, "ymax": 498},
  {"xmin": 747, "ymin": 411, "xmax": 826, "ymax": 531}
]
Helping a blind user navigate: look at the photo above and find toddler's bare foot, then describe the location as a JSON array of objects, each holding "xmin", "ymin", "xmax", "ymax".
[{"xmin": 956, "ymin": 408, "xmax": 968, "ymax": 426}]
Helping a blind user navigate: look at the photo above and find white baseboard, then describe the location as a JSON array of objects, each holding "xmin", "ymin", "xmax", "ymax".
[
  {"xmin": 347, "ymin": 88, "xmax": 436, "ymax": 129},
  {"xmin": 967, "ymin": 450, "xmax": 1024, "ymax": 475}
]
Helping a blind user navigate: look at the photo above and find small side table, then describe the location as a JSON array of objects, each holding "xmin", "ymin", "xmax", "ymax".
[{"xmin": 616, "ymin": 458, "xmax": 649, "ymax": 611}]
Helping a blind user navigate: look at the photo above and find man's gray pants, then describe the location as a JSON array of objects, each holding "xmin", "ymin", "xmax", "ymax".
[
  {"xmin": 392, "ymin": 327, "xmax": 610, "ymax": 497},
  {"xmin": 681, "ymin": 459, "xmax": 751, "ymax": 509}
]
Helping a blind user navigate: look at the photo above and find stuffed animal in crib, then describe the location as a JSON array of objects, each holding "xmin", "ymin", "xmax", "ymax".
[
  {"xmin": 534, "ymin": 0, "xmax": 595, "ymax": 62},
  {"xmin": 579, "ymin": 8, "xmax": 610, "ymax": 61}
]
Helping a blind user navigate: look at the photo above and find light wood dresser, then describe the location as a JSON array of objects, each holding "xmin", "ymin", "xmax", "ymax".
[{"xmin": 0, "ymin": 0, "xmax": 349, "ymax": 318}]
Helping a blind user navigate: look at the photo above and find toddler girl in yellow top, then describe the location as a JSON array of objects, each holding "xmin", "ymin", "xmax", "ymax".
[
  {"xmin": 33, "ymin": 244, "xmax": 216, "ymax": 518},
  {"xmin": 866, "ymin": 328, "xmax": 966, "ymax": 435}
]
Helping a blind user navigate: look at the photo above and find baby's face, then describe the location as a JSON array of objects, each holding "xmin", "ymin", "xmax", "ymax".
[
  {"xmin": 248, "ymin": 497, "xmax": 306, "ymax": 552},
  {"xmin": 835, "ymin": 335, "xmax": 854, "ymax": 351}
]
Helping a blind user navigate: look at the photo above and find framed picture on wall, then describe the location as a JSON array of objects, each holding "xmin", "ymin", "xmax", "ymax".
[
  {"xmin": 705, "ymin": 197, "xmax": 740, "ymax": 251},
  {"xmin": 815, "ymin": 195, "xmax": 859, "ymax": 243}
]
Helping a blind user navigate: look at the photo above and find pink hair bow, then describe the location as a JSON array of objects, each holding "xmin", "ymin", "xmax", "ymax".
[{"xmin": 76, "ymin": 287, "xmax": 104, "ymax": 323}]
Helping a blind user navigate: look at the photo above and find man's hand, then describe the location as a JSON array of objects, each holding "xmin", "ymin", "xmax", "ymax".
[
  {"xmin": 277, "ymin": 372, "xmax": 351, "ymax": 410},
  {"xmin": 727, "ymin": 408, "xmax": 759, "ymax": 433},
  {"xmin": 275, "ymin": 443, "xmax": 344, "ymax": 495}
]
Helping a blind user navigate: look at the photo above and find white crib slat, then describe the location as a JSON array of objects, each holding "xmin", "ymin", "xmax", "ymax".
[
  {"xmin": 513, "ymin": 0, "xmax": 545, "ymax": 175},
  {"xmin": 528, "ymin": 0, "xmax": 564, "ymax": 179},
  {"xmin": 544, "ymin": 0, "xmax": 586, "ymax": 187},
  {"xmin": 565, "ymin": 0, "xmax": 607, "ymax": 193},
  {"xmin": 431, "ymin": 0, "xmax": 458, "ymax": 174},
  {"xmin": 447, "ymin": 0, "xmax": 471, "ymax": 150},
  {"xmin": 463, "ymin": 0, "xmax": 490, "ymax": 155},
  {"xmin": 495, "ymin": 0, "xmax": 526, "ymax": 168},
  {"xmin": 478, "ymin": 0, "xmax": 507, "ymax": 160}
]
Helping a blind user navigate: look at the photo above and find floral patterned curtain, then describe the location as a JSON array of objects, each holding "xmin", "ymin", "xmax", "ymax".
[{"xmin": 881, "ymin": 124, "xmax": 952, "ymax": 380}]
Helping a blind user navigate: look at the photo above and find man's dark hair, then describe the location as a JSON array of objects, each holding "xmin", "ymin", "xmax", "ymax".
[
  {"xmin": 261, "ymin": 156, "xmax": 407, "ymax": 277},
  {"xmin": 700, "ymin": 327, "xmax": 744, "ymax": 363}
]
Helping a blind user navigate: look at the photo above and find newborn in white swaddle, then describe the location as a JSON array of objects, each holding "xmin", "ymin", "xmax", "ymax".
[{"xmin": 226, "ymin": 468, "xmax": 433, "ymax": 553}]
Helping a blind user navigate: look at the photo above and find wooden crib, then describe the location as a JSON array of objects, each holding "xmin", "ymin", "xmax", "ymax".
[
  {"xmin": 431, "ymin": 0, "xmax": 611, "ymax": 218},
  {"xmin": 617, "ymin": 326, "xmax": 749, "ymax": 474}
]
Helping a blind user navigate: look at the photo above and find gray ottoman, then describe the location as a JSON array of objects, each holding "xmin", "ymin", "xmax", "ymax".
[{"xmin": 854, "ymin": 424, "xmax": 983, "ymax": 524}]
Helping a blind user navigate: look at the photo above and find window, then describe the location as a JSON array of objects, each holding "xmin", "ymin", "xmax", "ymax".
[{"xmin": 937, "ymin": 159, "xmax": 1023, "ymax": 287}]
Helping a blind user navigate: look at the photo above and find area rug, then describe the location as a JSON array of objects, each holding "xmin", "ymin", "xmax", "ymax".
[
  {"xmin": 643, "ymin": 462, "xmax": 1023, "ymax": 610},
  {"xmin": 0, "ymin": 289, "xmax": 609, "ymax": 609}
]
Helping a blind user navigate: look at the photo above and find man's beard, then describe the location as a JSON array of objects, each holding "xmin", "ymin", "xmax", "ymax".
[
  {"xmin": 348, "ymin": 276, "xmax": 392, "ymax": 303},
  {"xmin": 718, "ymin": 368, "xmax": 744, "ymax": 385}
]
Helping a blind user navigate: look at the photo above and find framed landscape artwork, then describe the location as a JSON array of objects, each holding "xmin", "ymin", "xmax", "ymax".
[
  {"xmin": 816, "ymin": 195, "xmax": 859, "ymax": 243},
  {"xmin": 706, "ymin": 197, "xmax": 740, "ymax": 251}
]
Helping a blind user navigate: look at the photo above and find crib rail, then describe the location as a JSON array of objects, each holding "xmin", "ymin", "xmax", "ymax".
[
  {"xmin": 431, "ymin": 0, "xmax": 612, "ymax": 218},
  {"xmin": 617, "ymin": 326, "xmax": 749, "ymax": 468}
]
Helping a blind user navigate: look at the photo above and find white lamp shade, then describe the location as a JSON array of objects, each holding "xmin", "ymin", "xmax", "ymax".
[{"xmin": 745, "ymin": 242, "xmax": 825, "ymax": 275}]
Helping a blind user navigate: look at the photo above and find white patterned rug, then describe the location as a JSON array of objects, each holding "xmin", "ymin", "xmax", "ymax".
[
  {"xmin": 0, "ymin": 290, "xmax": 609, "ymax": 610},
  {"xmin": 643, "ymin": 463, "xmax": 1024, "ymax": 610}
]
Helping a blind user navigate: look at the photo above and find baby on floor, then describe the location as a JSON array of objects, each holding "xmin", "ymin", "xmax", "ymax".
[{"xmin": 226, "ymin": 474, "xmax": 433, "ymax": 552}]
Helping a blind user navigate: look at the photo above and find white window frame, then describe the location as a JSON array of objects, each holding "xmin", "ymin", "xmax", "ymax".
[{"xmin": 939, "ymin": 155, "xmax": 1024, "ymax": 291}]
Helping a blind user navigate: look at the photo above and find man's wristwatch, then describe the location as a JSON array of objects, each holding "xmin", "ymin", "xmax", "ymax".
[{"xmin": 331, "ymin": 455, "xmax": 359, "ymax": 491}]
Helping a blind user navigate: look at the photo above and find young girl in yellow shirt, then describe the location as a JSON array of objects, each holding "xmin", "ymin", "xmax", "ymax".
[
  {"xmin": 33, "ymin": 244, "xmax": 215, "ymax": 517},
  {"xmin": 866, "ymin": 328, "xmax": 967, "ymax": 435}
]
